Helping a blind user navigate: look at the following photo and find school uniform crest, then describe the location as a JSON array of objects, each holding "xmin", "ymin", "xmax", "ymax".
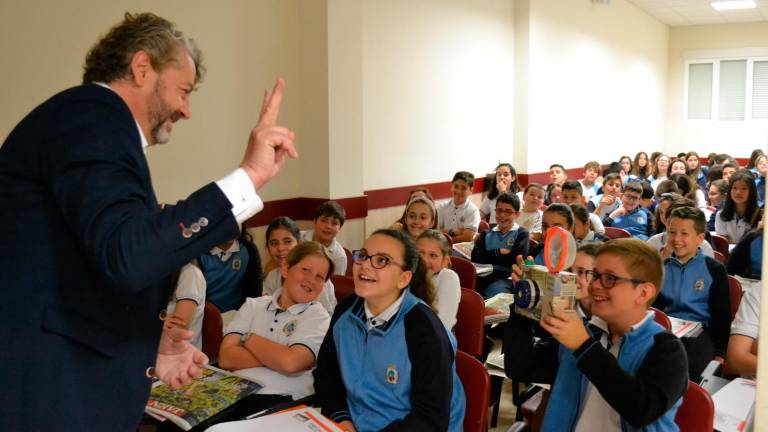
[
  {"xmin": 385, "ymin": 364, "xmax": 399, "ymax": 384},
  {"xmin": 231, "ymin": 257, "xmax": 242, "ymax": 271},
  {"xmin": 283, "ymin": 319, "xmax": 298, "ymax": 336},
  {"xmin": 693, "ymin": 278, "xmax": 705, "ymax": 291}
]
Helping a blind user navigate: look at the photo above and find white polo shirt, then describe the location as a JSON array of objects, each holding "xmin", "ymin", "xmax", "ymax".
[
  {"xmin": 166, "ymin": 263, "xmax": 206, "ymax": 349},
  {"xmin": 438, "ymin": 198, "xmax": 480, "ymax": 232},
  {"xmin": 715, "ymin": 212, "xmax": 752, "ymax": 244},
  {"xmin": 224, "ymin": 289, "xmax": 331, "ymax": 399},
  {"xmin": 731, "ymin": 280, "xmax": 761, "ymax": 340},
  {"xmin": 263, "ymin": 268, "xmax": 337, "ymax": 314}
]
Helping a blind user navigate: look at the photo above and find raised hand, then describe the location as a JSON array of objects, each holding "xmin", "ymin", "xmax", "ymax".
[{"xmin": 241, "ymin": 78, "xmax": 299, "ymax": 189}]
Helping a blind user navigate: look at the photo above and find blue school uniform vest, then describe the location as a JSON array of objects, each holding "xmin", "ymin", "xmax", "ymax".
[
  {"xmin": 662, "ymin": 250, "xmax": 713, "ymax": 325},
  {"xmin": 199, "ymin": 246, "xmax": 249, "ymax": 311}
]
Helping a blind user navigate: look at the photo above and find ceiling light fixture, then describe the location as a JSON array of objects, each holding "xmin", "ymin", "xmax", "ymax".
[{"xmin": 711, "ymin": 0, "xmax": 757, "ymax": 11}]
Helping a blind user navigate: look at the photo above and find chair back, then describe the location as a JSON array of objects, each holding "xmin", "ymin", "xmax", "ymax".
[
  {"xmin": 478, "ymin": 220, "xmax": 491, "ymax": 234},
  {"xmin": 711, "ymin": 234, "xmax": 730, "ymax": 260},
  {"xmin": 450, "ymin": 256, "xmax": 477, "ymax": 292},
  {"xmin": 455, "ymin": 350, "xmax": 489, "ymax": 432},
  {"xmin": 727, "ymin": 275, "xmax": 743, "ymax": 319},
  {"xmin": 454, "ymin": 288, "xmax": 485, "ymax": 358},
  {"xmin": 604, "ymin": 226, "xmax": 631, "ymax": 239},
  {"xmin": 202, "ymin": 301, "xmax": 224, "ymax": 361},
  {"xmin": 713, "ymin": 250, "xmax": 727, "ymax": 264},
  {"xmin": 330, "ymin": 275, "xmax": 356, "ymax": 303},
  {"xmin": 675, "ymin": 381, "xmax": 714, "ymax": 432},
  {"xmin": 650, "ymin": 307, "xmax": 672, "ymax": 331},
  {"xmin": 343, "ymin": 247, "xmax": 354, "ymax": 276}
]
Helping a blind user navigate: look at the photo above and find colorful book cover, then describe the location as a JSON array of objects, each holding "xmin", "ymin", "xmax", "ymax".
[{"xmin": 145, "ymin": 366, "xmax": 263, "ymax": 430}]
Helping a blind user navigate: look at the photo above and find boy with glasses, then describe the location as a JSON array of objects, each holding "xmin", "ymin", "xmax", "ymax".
[
  {"xmin": 471, "ymin": 193, "xmax": 530, "ymax": 298},
  {"xmin": 504, "ymin": 239, "xmax": 688, "ymax": 431},
  {"xmin": 602, "ymin": 182, "xmax": 653, "ymax": 240}
]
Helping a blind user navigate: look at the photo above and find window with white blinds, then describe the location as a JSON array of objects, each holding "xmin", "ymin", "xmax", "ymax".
[
  {"xmin": 754, "ymin": 61, "xmax": 768, "ymax": 119},
  {"xmin": 687, "ymin": 63, "xmax": 713, "ymax": 120},
  {"xmin": 685, "ymin": 57, "xmax": 768, "ymax": 121},
  {"xmin": 718, "ymin": 60, "xmax": 746, "ymax": 121}
]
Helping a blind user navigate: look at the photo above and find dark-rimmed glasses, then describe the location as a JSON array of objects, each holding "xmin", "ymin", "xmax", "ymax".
[
  {"xmin": 352, "ymin": 249, "xmax": 406, "ymax": 270},
  {"xmin": 585, "ymin": 270, "xmax": 644, "ymax": 288}
]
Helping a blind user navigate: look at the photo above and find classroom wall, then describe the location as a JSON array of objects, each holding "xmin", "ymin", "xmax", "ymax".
[
  {"xmin": 360, "ymin": 0, "xmax": 516, "ymax": 192},
  {"xmin": 519, "ymin": 0, "xmax": 669, "ymax": 173},
  {"xmin": 666, "ymin": 22, "xmax": 768, "ymax": 157}
]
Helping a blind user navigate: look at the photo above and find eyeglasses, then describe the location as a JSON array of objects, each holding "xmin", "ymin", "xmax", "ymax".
[
  {"xmin": 622, "ymin": 194, "xmax": 640, "ymax": 201},
  {"xmin": 495, "ymin": 208, "xmax": 518, "ymax": 215},
  {"xmin": 351, "ymin": 249, "xmax": 406, "ymax": 270},
  {"xmin": 585, "ymin": 270, "xmax": 644, "ymax": 288}
]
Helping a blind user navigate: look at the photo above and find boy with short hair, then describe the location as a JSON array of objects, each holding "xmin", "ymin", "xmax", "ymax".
[
  {"xmin": 504, "ymin": 239, "xmax": 688, "ymax": 431},
  {"xmin": 588, "ymin": 173, "xmax": 623, "ymax": 220},
  {"xmin": 301, "ymin": 201, "xmax": 347, "ymax": 275},
  {"xmin": 602, "ymin": 182, "xmax": 653, "ymax": 240},
  {"xmin": 579, "ymin": 161, "xmax": 602, "ymax": 201},
  {"xmin": 562, "ymin": 180, "xmax": 605, "ymax": 235},
  {"xmin": 549, "ymin": 164, "xmax": 568, "ymax": 187},
  {"xmin": 654, "ymin": 206, "xmax": 731, "ymax": 380},
  {"xmin": 438, "ymin": 171, "xmax": 480, "ymax": 243}
]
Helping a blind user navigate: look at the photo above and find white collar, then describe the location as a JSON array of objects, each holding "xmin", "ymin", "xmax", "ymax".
[
  {"xmin": 589, "ymin": 311, "xmax": 654, "ymax": 336},
  {"xmin": 364, "ymin": 291, "xmax": 406, "ymax": 329},
  {"xmin": 94, "ymin": 82, "xmax": 149, "ymax": 154},
  {"xmin": 493, "ymin": 223, "xmax": 519, "ymax": 234},
  {"xmin": 266, "ymin": 288, "xmax": 314, "ymax": 315}
]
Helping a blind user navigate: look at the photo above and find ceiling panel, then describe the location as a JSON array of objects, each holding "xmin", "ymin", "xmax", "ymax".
[{"xmin": 626, "ymin": 0, "xmax": 768, "ymax": 26}]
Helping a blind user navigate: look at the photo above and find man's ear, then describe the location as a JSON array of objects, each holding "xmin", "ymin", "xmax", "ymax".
[
  {"xmin": 397, "ymin": 270, "xmax": 413, "ymax": 290},
  {"xmin": 129, "ymin": 50, "xmax": 153, "ymax": 86}
]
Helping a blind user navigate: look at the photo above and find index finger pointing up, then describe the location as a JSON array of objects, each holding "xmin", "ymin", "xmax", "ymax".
[{"xmin": 258, "ymin": 78, "xmax": 285, "ymax": 126}]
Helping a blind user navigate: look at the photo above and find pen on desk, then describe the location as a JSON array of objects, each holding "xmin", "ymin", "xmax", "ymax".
[{"xmin": 244, "ymin": 408, "xmax": 270, "ymax": 420}]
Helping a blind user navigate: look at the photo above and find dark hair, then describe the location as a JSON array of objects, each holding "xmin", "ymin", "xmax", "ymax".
[
  {"xmin": 496, "ymin": 192, "xmax": 521, "ymax": 211},
  {"xmin": 601, "ymin": 162, "xmax": 623, "ymax": 178},
  {"xmin": 640, "ymin": 181, "xmax": 655, "ymax": 200},
  {"xmin": 266, "ymin": 216, "xmax": 301, "ymax": 246},
  {"xmin": 549, "ymin": 164, "xmax": 566, "ymax": 172},
  {"xmin": 524, "ymin": 182, "xmax": 546, "ymax": 195},
  {"xmin": 707, "ymin": 152, "xmax": 718, "ymax": 166},
  {"xmin": 720, "ymin": 170, "xmax": 760, "ymax": 227},
  {"xmin": 285, "ymin": 241, "xmax": 335, "ymax": 281},
  {"xmin": 83, "ymin": 12, "xmax": 204, "ymax": 85},
  {"xmin": 676, "ymin": 152, "xmax": 687, "ymax": 159},
  {"xmin": 722, "ymin": 161, "xmax": 739, "ymax": 172},
  {"xmin": 631, "ymin": 151, "xmax": 650, "ymax": 178},
  {"xmin": 416, "ymin": 229, "xmax": 452, "ymax": 257},
  {"xmin": 668, "ymin": 206, "xmax": 706, "ymax": 235},
  {"xmin": 649, "ymin": 151, "xmax": 662, "ymax": 166},
  {"xmin": 569, "ymin": 203, "xmax": 590, "ymax": 225},
  {"xmin": 670, "ymin": 173, "xmax": 697, "ymax": 202},
  {"xmin": 545, "ymin": 183, "xmax": 563, "ymax": 205},
  {"xmin": 562, "ymin": 180, "xmax": 583, "ymax": 195},
  {"xmin": 715, "ymin": 154, "xmax": 734, "ymax": 165},
  {"xmin": 486, "ymin": 163, "xmax": 520, "ymax": 199},
  {"xmin": 655, "ymin": 179, "xmax": 679, "ymax": 198},
  {"xmin": 452, "ymin": 171, "xmax": 475, "ymax": 188},
  {"xmin": 747, "ymin": 149, "xmax": 765, "ymax": 170},
  {"xmin": 314, "ymin": 201, "xmax": 346, "ymax": 226},
  {"xmin": 709, "ymin": 179, "xmax": 728, "ymax": 199},
  {"xmin": 603, "ymin": 172, "xmax": 622, "ymax": 185},
  {"xmin": 544, "ymin": 203, "xmax": 574, "ymax": 230},
  {"xmin": 652, "ymin": 154, "xmax": 671, "ymax": 178},
  {"xmin": 707, "ymin": 164, "xmax": 724, "ymax": 183},
  {"xmin": 371, "ymin": 229, "xmax": 436, "ymax": 308},
  {"xmin": 622, "ymin": 182, "xmax": 643, "ymax": 195},
  {"xmin": 655, "ymin": 193, "xmax": 696, "ymax": 233}
]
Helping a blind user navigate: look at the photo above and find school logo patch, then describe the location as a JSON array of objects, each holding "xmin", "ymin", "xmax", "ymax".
[
  {"xmin": 283, "ymin": 320, "xmax": 298, "ymax": 336},
  {"xmin": 385, "ymin": 364, "xmax": 398, "ymax": 384},
  {"xmin": 231, "ymin": 257, "xmax": 242, "ymax": 271},
  {"xmin": 693, "ymin": 278, "xmax": 705, "ymax": 291}
]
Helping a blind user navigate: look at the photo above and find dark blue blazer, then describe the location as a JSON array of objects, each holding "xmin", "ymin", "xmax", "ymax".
[{"xmin": 0, "ymin": 84, "xmax": 241, "ymax": 430}]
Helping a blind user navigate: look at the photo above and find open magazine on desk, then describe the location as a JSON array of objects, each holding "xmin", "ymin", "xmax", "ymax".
[{"xmin": 205, "ymin": 405, "xmax": 343, "ymax": 432}]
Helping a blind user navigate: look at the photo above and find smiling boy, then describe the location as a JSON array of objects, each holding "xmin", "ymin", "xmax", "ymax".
[
  {"xmin": 602, "ymin": 182, "xmax": 653, "ymax": 240},
  {"xmin": 301, "ymin": 201, "xmax": 347, "ymax": 275},
  {"xmin": 504, "ymin": 239, "xmax": 688, "ymax": 431},
  {"xmin": 438, "ymin": 171, "xmax": 480, "ymax": 243},
  {"xmin": 654, "ymin": 206, "xmax": 731, "ymax": 380}
]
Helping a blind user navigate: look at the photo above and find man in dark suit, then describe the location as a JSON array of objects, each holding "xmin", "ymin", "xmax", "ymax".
[{"xmin": 0, "ymin": 13, "xmax": 296, "ymax": 431}]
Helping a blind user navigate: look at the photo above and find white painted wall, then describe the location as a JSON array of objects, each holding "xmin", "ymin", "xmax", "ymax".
[
  {"xmin": 666, "ymin": 22, "xmax": 768, "ymax": 157},
  {"xmin": 361, "ymin": 0, "xmax": 516, "ymax": 191},
  {"xmin": 522, "ymin": 0, "xmax": 669, "ymax": 173}
]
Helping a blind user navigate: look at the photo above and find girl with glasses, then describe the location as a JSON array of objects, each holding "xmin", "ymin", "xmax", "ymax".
[{"xmin": 313, "ymin": 229, "xmax": 465, "ymax": 432}]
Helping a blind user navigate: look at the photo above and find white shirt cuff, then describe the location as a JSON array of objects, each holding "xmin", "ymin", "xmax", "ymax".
[{"xmin": 215, "ymin": 168, "xmax": 263, "ymax": 224}]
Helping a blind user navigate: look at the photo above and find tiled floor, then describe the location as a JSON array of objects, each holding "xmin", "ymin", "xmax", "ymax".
[{"xmin": 489, "ymin": 377, "xmax": 518, "ymax": 431}]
